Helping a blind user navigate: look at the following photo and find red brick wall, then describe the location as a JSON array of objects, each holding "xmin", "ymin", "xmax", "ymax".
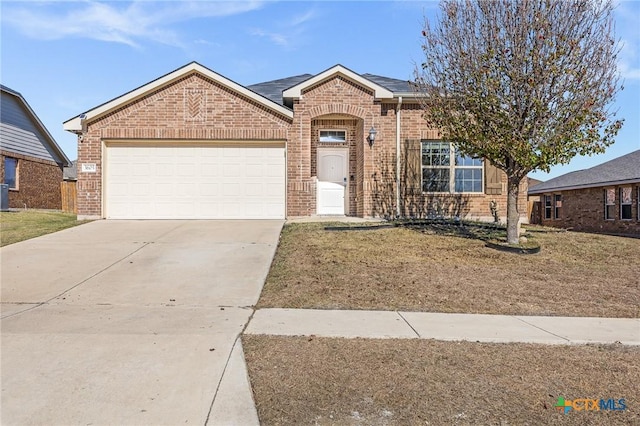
[
  {"xmin": 1, "ymin": 151, "xmax": 63, "ymax": 209},
  {"xmin": 395, "ymin": 103, "xmax": 528, "ymax": 222},
  {"xmin": 288, "ymin": 75, "xmax": 391, "ymax": 217},
  {"xmin": 78, "ymin": 68, "xmax": 529, "ymax": 221},
  {"xmin": 538, "ymin": 185, "xmax": 640, "ymax": 235},
  {"xmin": 77, "ymin": 73, "xmax": 292, "ymax": 218}
]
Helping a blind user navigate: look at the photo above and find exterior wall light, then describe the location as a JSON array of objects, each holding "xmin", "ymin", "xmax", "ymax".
[{"xmin": 368, "ymin": 127, "xmax": 377, "ymax": 147}]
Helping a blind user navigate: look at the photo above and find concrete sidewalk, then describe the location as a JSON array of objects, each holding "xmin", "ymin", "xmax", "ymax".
[{"xmin": 245, "ymin": 308, "xmax": 640, "ymax": 345}]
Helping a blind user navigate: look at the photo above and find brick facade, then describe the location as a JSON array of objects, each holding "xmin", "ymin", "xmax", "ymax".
[
  {"xmin": 1, "ymin": 151, "xmax": 63, "ymax": 209},
  {"xmin": 76, "ymin": 73, "xmax": 291, "ymax": 218},
  {"xmin": 538, "ymin": 185, "xmax": 640, "ymax": 235},
  {"xmin": 74, "ymin": 67, "xmax": 528, "ymax": 222}
]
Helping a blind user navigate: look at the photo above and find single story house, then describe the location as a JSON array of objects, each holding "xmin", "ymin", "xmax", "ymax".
[
  {"xmin": 63, "ymin": 62, "xmax": 527, "ymax": 221},
  {"xmin": 1, "ymin": 85, "xmax": 71, "ymax": 209},
  {"xmin": 528, "ymin": 149, "xmax": 640, "ymax": 235}
]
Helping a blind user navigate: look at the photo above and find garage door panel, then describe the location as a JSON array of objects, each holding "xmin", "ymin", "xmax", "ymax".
[{"xmin": 106, "ymin": 144, "xmax": 285, "ymax": 219}]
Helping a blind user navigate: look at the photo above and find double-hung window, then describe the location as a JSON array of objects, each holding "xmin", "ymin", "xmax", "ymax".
[
  {"xmin": 421, "ymin": 141, "xmax": 482, "ymax": 193},
  {"xmin": 620, "ymin": 187, "xmax": 632, "ymax": 220},
  {"xmin": 605, "ymin": 188, "xmax": 615, "ymax": 220},
  {"xmin": 4, "ymin": 157, "xmax": 18, "ymax": 189},
  {"xmin": 554, "ymin": 194, "xmax": 562, "ymax": 219},
  {"xmin": 544, "ymin": 195, "xmax": 552, "ymax": 219}
]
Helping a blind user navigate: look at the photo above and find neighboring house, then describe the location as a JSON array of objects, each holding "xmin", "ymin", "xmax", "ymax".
[
  {"xmin": 527, "ymin": 177, "xmax": 544, "ymax": 224},
  {"xmin": 528, "ymin": 149, "xmax": 640, "ymax": 235},
  {"xmin": 61, "ymin": 160, "xmax": 78, "ymax": 214},
  {"xmin": 63, "ymin": 160, "xmax": 77, "ymax": 181},
  {"xmin": 63, "ymin": 62, "xmax": 527, "ymax": 221},
  {"xmin": 1, "ymin": 85, "xmax": 71, "ymax": 209}
]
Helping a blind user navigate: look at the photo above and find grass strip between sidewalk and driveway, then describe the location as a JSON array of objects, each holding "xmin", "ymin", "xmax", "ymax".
[
  {"xmin": 0, "ymin": 210, "xmax": 89, "ymax": 247},
  {"xmin": 257, "ymin": 223, "xmax": 639, "ymax": 318},
  {"xmin": 243, "ymin": 335, "xmax": 639, "ymax": 425}
]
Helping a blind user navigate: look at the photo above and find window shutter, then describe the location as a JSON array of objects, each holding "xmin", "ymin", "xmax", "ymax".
[
  {"xmin": 485, "ymin": 161, "xmax": 503, "ymax": 195},
  {"xmin": 404, "ymin": 139, "xmax": 422, "ymax": 194}
]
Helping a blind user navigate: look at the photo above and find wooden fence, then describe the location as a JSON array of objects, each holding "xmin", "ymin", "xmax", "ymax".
[{"xmin": 61, "ymin": 181, "xmax": 77, "ymax": 213}]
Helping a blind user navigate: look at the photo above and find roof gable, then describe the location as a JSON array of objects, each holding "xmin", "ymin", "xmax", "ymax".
[
  {"xmin": 529, "ymin": 149, "xmax": 640, "ymax": 194},
  {"xmin": 0, "ymin": 85, "xmax": 71, "ymax": 166},
  {"xmin": 282, "ymin": 65, "xmax": 394, "ymax": 100},
  {"xmin": 63, "ymin": 62, "xmax": 293, "ymax": 132}
]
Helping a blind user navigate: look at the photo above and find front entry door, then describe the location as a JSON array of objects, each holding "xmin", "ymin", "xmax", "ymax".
[{"xmin": 317, "ymin": 148, "xmax": 348, "ymax": 215}]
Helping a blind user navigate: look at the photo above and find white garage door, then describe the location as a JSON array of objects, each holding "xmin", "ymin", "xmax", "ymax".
[{"xmin": 105, "ymin": 143, "xmax": 285, "ymax": 219}]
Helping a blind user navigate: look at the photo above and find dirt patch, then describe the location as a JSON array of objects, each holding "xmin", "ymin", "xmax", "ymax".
[
  {"xmin": 243, "ymin": 335, "xmax": 639, "ymax": 425},
  {"xmin": 258, "ymin": 223, "xmax": 639, "ymax": 317}
]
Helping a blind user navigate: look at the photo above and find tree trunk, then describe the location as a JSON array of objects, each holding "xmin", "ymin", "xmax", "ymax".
[{"xmin": 506, "ymin": 175, "xmax": 520, "ymax": 245}]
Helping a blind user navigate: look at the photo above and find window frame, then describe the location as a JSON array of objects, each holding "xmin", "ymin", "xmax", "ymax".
[
  {"xmin": 420, "ymin": 140, "xmax": 483, "ymax": 194},
  {"xmin": 318, "ymin": 129, "xmax": 347, "ymax": 144},
  {"xmin": 554, "ymin": 194, "xmax": 562, "ymax": 220},
  {"xmin": 620, "ymin": 187, "xmax": 632, "ymax": 221},
  {"xmin": 544, "ymin": 195, "xmax": 552, "ymax": 220},
  {"xmin": 604, "ymin": 188, "xmax": 615, "ymax": 220},
  {"xmin": 4, "ymin": 157, "xmax": 18, "ymax": 190}
]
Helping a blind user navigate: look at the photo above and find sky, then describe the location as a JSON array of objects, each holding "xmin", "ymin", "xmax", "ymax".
[{"xmin": 1, "ymin": 0, "xmax": 639, "ymax": 181}]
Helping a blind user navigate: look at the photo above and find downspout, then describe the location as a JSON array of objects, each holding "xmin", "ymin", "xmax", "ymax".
[{"xmin": 395, "ymin": 96, "xmax": 403, "ymax": 218}]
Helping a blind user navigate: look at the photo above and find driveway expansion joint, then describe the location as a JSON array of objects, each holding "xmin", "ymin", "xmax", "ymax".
[
  {"xmin": 511, "ymin": 315, "xmax": 571, "ymax": 343},
  {"xmin": 396, "ymin": 311, "xmax": 421, "ymax": 338}
]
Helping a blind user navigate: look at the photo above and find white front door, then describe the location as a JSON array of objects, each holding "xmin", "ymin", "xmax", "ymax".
[{"xmin": 317, "ymin": 148, "xmax": 348, "ymax": 215}]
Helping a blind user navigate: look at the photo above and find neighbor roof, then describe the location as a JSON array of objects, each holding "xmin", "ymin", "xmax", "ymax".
[
  {"xmin": 528, "ymin": 149, "xmax": 640, "ymax": 194},
  {"xmin": 1, "ymin": 85, "xmax": 71, "ymax": 166},
  {"xmin": 63, "ymin": 159, "xmax": 77, "ymax": 181}
]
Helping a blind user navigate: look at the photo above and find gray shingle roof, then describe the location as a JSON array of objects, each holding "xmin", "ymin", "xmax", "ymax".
[
  {"xmin": 63, "ymin": 160, "xmax": 77, "ymax": 181},
  {"xmin": 247, "ymin": 70, "xmax": 415, "ymax": 106},
  {"xmin": 361, "ymin": 73, "xmax": 414, "ymax": 93},
  {"xmin": 247, "ymin": 74, "xmax": 313, "ymax": 105},
  {"xmin": 528, "ymin": 149, "xmax": 640, "ymax": 194}
]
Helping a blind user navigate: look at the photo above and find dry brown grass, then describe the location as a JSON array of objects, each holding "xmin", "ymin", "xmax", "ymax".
[
  {"xmin": 258, "ymin": 223, "xmax": 639, "ymax": 318},
  {"xmin": 243, "ymin": 335, "xmax": 639, "ymax": 425}
]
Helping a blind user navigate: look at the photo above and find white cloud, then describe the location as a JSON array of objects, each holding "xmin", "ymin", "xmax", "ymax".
[
  {"xmin": 615, "ymin": 2, "xmax": 640, "ymax": 80},
  {"xmin": 289, "ymin": 9, "xmax": 316, "ymax": 27},
  {"xmin": 250, "ymin": 7, "xmax": 317, "ymax": 49},
  {"xmin": 1, "ymin": 1, "xmax": 264, "ymax": 48},
  {"xmin": 250, "ymin": 28, "xmax": 290, "ymax": 47},
  {"xmin": 619, "ymin": 61, "xmax": 640, "ymax": 80}
]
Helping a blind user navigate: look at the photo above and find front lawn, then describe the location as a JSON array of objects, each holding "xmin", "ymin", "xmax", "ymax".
[
  {"xmin": 243, "ymin": 335, "xmax": 639, "ymax": 425},
  {"xmin": 258, "ymin": 223, "xmax": 639, "ymax": 317},
  {"xmin": 0, "ymin": 210, "xmax": 88, "ymax": 247}
]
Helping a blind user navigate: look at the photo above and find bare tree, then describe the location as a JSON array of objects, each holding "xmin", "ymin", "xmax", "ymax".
[{"xmin": 415, "ymin": 0, "xmax": 623, "ymax": 244}]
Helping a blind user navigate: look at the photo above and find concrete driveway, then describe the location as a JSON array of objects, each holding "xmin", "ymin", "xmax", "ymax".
[{"xmin": 1, "ymin": 220, "xmax": 282, "ymax": 425}]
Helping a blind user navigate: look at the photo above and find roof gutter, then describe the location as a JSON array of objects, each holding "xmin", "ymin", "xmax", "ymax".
[{"xmin": 396, "ymin": 96, "xmax": 403, "ymax": 218}]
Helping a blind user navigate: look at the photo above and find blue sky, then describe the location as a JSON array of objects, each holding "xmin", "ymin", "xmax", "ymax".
[{"xmin": 1, "ymin": 0, "xmax": 638, "ymax": 180}]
